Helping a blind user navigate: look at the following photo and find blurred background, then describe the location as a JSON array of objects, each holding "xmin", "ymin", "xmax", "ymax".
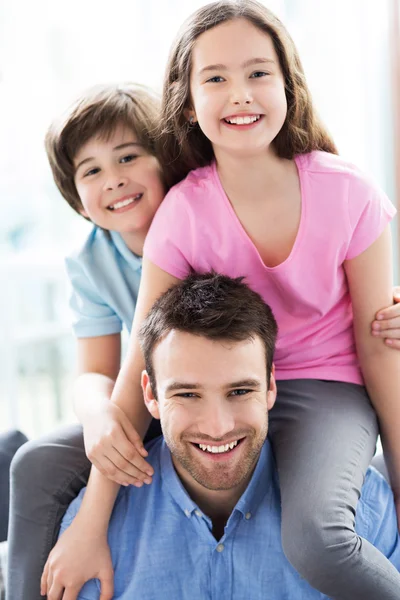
[{"xmin": 0, "ymin": 0, "xmax": 399, "ymax": 439}]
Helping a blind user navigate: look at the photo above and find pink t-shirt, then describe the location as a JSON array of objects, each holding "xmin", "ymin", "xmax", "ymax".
[{"xmin": 144, "ymin": 151, "xmax": 397, "ymax": 384}]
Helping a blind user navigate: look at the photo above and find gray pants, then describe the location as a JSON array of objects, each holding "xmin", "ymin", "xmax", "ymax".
[
  {"xmin": 6, "ymin": 425, "xmax": 90, "ymax": 600},
  {"xmin": 269, "ymin": 379, "xmax": 400, "ymax": 600}
]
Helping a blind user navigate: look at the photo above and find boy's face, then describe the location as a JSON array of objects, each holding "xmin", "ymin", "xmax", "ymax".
[{"xmin": 73, "ymin": 125, "xmax": 165, "ymax": 247}]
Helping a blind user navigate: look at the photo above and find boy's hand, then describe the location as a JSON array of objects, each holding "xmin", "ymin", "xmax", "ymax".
[
  {"xmin": 372, "ymin": 286, "xmax": 400, "ymax": 350},
  {"xmin": 84, "ymin": 403, "xmax": 154, "ymax": 486},
  {"xmin": 41, "ymin": 522, "xmax": 113, "ymax": 600}
]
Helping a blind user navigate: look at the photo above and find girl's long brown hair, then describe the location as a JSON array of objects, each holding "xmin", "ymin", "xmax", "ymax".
[{"xmin": 157, "ymin": 0, "xmax": 337, "ymax": 188}]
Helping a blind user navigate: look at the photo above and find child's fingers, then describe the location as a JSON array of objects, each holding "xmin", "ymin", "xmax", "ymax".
[
  {"xmin": 376, "ymin": 303, "xmax": 400, "ymax": 322},
  {"xmin": 40, "ymin": 562, "xmax": 49, "ymax": 595},
  {"xmin": 372, "ymin": 316, "xmax": 400, "ymax": 332},
  {"xmin": 106, "ymin": 447, "xmax": 153, "ymax": 483},
  {"xmin": 385, "ymin": 338, "xmax": 400, "ymax": 350},
  {"xmin": 119, "ymin": 413, "xmax": 148, "ymax": 458},
  {"xmin": 62, "ymin": 586, "xmax": 81, "ymax": 600},
  {"xmin": 98, "ymin": 569, "xmax": 114, "ymax": 600}
]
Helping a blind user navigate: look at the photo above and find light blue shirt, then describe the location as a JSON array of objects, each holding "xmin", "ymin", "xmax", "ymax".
[
  {"xmin": 60, "ymin": 438, "xmax": 400, "ymax": 600},
  {"xmin": 64, "ymin": 227, "xmax": 142, "ymax": 337}
]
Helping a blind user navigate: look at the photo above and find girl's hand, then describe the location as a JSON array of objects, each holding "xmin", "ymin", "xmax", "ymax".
[
  {"xmin": 40, "ymin": 521, "xmax": 113, "ymax": 600},
  {"xmin": 371, "ymin": 286, "xmax": 400, "ymax": 349},
  {"xmin": 83, "ymin": 403, "xmax": 154, "ymax": 487}
]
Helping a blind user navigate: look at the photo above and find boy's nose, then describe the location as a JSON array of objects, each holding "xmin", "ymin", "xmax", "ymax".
[{"xmin": 105, "ymin": 175, "xmax": 128, "ymax": 191}]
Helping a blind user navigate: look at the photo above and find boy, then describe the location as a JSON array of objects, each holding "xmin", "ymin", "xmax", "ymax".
[{"xmin": 7, "ymin": 83, "xmax": 166, "ymax": 600}]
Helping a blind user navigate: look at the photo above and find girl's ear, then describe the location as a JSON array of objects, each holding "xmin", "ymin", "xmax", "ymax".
[
  {"xmin": 141, "ymin": 371, "xmax": 160, "ymax": 419},
  {"xmin": 184, "ymin": 108, "xmax": 197, "ymax": 124}
]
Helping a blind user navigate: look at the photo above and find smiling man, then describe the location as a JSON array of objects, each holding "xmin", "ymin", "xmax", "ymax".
[{"xmin": 60, "ymin": 273, "xmax": 400, "ymax": 600}]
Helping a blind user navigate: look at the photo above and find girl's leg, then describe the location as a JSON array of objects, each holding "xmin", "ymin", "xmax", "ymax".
[
  {"xmin": 6, "ymin": 424, "xmax": 90, "ymax": 600},
  {"xmin": 269, "ymin": 379, "xmax": 400, "ymax": 600}
]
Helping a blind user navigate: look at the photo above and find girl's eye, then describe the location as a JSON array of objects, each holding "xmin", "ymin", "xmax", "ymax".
[
  {"xmin": 230, "ymin": 389, "xmax": 251, "ymax": 397},
  {"xmin": 206, "ymin": 76, "xmax": 225, "ymax": 83},
  {"xmin": 84, "ymin": 167, "xmax": 100, "ymax": 177},
  {"xmin": 250, "ymin": 71, "xmax": 269, "ymax": 79},
  {"xmin": 120, "ymin": 154, "xmax": 138, "ymax": 164}
]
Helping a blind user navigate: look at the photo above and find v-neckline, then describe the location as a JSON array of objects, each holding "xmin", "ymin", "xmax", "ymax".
[{"xmin": 211, "ymin": 156, "xmax": 305, "ymax": 271}]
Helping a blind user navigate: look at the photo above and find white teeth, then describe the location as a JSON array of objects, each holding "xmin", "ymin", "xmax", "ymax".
[
  {"xmin": 109, "ymin": 195, "xmax": 141, "ymax": 210},
  {"xmin": 225, "ymin": 115, "xmax": 260, "ymax": 125},
  {"xmin": 198, "ymin": 440, "xmax": 239, "ymax": 453}
]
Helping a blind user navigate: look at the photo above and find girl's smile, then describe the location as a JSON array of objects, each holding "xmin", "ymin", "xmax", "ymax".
[{"xmin": 189, "ymin": 18, "xmax": 287, "ymax": 160}]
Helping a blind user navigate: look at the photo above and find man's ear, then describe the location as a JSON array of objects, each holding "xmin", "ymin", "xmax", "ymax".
[
  {"xmin": 141, "ymin": 371, "xmax": 160, "ymax": 419},
  {"xmin": 267, "ymin": 364, "xmax": 277, "ymax": 411}
]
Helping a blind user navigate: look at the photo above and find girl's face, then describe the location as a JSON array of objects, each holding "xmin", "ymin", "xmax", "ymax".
[{"xmin": 188, "ymin": 18, "xmax": 287, "ymax": 161}]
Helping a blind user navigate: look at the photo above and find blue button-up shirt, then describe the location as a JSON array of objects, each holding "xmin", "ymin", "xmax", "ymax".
[{"xmin": 60, "ymin": 438, "xmax": 400, "ymax": 600}]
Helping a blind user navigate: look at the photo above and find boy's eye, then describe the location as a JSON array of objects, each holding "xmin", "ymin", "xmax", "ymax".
[
  {"xmin": 84, "ymin": 167, "xmax": 100, "ymax": 177},
  {"xmin": 250, "ymin": 71, "xmax": 269, "ymax": 79},
  {"xmin": 120, "ymin": 154, "xmax": 138, "ymax": 164},
  {"xmin": 206, "ymin": 76, "xmax": 225, "ymax": 83}
]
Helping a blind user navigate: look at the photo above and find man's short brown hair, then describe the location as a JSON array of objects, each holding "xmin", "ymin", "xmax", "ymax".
[
  {"xmin": 138, "ymin": 272, "xmax": 278, "ymax": 395},
  {"xmin": 45, "ymin": 83, "xmax": 160, "ymax": 217}
]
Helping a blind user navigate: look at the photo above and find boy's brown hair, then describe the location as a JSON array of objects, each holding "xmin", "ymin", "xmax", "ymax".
[
  {"xmin": 157, "ymin": 0, "xmax": 338, "ymax": 188},
  {"xmin": 45, "ymin": 83, "xmax": 160, "ymax": 216}
]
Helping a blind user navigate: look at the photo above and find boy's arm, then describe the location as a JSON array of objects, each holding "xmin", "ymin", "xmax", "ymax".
[
  {"xmin": 42, "ymin": 260, "xmax": 180, "ymax": 600},
  {"xmin": 345, "ymin": 226, "xmax": 400, "ymax": 522},
  {"xmin": 73, "ymin": 335, "xmax": 148, "ymax": 486},
  {"xmin": 372, "ymin": 286, "xmax": 400, "ymax": 349}
]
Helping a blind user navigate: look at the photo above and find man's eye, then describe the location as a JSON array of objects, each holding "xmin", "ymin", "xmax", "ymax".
[
  {"xmin": 230, "ymin": 389, "xmax": 251, "ymax": 397},
  {"xmin": 176, "ymin": 392, "xmax": 197, "ymax": 398},
  {"xmin": 84, "ymin": 167, "xmax": 100, "ymax": 177},
  {"xmin": 120, "ymin": 154, "xmax": 138, "ymax": 164},
  {"xmin": 250, "ymin": 71, "xmax": 269, "ymax": 79},
  {"xmin": 206, "ymin": 76, "xmax": 225, "ymax": 83}
]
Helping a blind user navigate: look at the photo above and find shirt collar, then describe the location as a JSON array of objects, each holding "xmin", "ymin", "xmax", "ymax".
[
  {"xmin": 160, "ymin": 439, "xmax": 276, "ymax": 520},
  {"xmin": 108, "ymin": 229, "xmax": 142, "ymax": 271}
]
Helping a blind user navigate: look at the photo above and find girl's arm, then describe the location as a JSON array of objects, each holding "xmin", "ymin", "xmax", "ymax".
[
  {"xmin": 42, "ymin": 260, "xmax": 180, "ymax": 600},
  {"xmin": 372, "ymin": 286, "xmax": 400, "ymax": 349},
  {"xmin": 345, "ymin": 226, "xmax": 400, "ymax": 520}
]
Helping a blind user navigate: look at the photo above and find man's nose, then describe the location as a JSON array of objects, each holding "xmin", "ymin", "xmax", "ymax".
[{"xmin": 197, "ymin": 400, "xmax": 236, "ymax": 439}]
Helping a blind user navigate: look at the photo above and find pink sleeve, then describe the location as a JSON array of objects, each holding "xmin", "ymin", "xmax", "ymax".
[
  {"xmin": 345, "ymin": 173, "xmax": 397, "ymax": 260},
  {"xmin": 143, "ymin": 186, "xmax": 192, "ymax": 280}
]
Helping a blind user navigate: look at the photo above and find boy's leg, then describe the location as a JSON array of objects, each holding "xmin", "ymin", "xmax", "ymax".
[
  {"xmin": 6, "ymin": 424, "xmax": 90, "ymax": 600},
  {"xmin": 269, "ymin": 379, "xmax": 400, "ymax": 600}
]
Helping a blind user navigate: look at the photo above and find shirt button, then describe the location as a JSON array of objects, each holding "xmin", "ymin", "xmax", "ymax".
[
  {"xmin": 195, "ymin": 510, "xmax": 202, "ymax": 517},
  {"xmin": 184, "ymin": 509, "xmax": 191, "ymax": 517},
  {"xmin": 216, "ymin": 543, "xmax": 224, "ymax": 552},
  {"xmin": 245, "ymin": 512, "xmax": 252, "ymax": 520}
]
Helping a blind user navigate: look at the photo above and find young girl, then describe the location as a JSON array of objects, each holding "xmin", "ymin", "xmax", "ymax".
[{"xmin": 42, "ymin": 2, "xmax": 400, "ymax": 599}]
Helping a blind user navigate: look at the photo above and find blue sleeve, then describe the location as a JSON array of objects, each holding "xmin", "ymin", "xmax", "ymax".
[
  {"xmin": 357, "ymin": 467, "xmax": 400, "ymax": 568},
  {"xmin": 65, "ymin": 254, "xmax": 123, "ymax": 338}
]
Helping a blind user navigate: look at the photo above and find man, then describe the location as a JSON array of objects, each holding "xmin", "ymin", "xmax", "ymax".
[{"xmin": 60, "ymin": 273, "xmax": 400, "ymax": 600}]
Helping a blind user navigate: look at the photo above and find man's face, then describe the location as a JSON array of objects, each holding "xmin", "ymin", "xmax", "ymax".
[{"xmin": 143, "ymin": 331, "xmax": 276, "ymax": 493}]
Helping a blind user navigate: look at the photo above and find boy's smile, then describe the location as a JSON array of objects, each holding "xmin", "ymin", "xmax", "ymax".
[{"xmin": 73, "ymin": 124, "xmax": 165, "ymax": 254}]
